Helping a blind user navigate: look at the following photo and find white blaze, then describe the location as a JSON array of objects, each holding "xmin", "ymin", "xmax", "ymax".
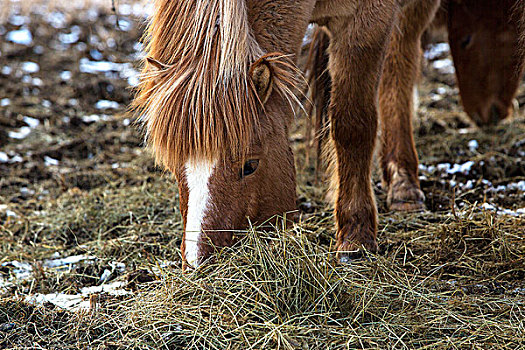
[{"xmin": 184, "ymin": 159, "xmax": 216, "ymax": 268}]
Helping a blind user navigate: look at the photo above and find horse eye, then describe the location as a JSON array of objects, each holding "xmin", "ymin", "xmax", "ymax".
[
  {"xmin": 461, "ymin": 35, "xmax": 472, "ymax": 49},
  {"xmin": 240, "ymin": 159, "xmax": 259, "ymax": 178}
]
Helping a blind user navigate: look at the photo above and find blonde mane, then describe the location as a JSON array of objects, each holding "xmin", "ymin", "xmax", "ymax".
[{"xmin": 133, "ymin": 0, "xmax": 302, "ymax": 171}]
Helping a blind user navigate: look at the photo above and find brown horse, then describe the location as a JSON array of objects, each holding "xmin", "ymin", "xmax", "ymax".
[
  {"xmin": 380, "ymin": 0, "xmax": 525, "ymax": 210},
  {"xmin": 309, "ymin": 0, "xmax": 525, "ymax": 212},
  {"xmin": 133, "ymin": 0, "xmax": 523, "ymax": 269},
  {"xmin": 439, "ymin": 0, "xmax": 524, "ymax": 125}
]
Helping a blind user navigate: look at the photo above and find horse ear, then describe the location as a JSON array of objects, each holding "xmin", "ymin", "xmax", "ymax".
[
  {"xmin": 250, "ymin": 59, "xmax": 274, "ymax": 104},
  {"xmin": 146, "ymin": 57, "xmax": 168, "ymax": 71}
]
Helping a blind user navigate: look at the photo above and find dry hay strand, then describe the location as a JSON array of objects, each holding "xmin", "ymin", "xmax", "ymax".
[{"xmin": 117, "ymin": 226, "xmax": 525, "ymax": 350}]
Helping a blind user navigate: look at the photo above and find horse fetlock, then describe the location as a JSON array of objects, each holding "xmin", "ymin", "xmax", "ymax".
[
  {"xmin": 335, "ymin": 207, "xmax": 378, "ymax": 262},
  {"xmin": 387, "ymin": 172, "xmax": 425, "ymax": 212}
]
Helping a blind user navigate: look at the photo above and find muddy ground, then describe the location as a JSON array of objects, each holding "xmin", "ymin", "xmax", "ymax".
[{"xmin": 0, "ymin": 3, "xmax": 524, "ymax": 349}]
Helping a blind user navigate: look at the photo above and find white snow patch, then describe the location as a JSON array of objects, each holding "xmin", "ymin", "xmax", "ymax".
[
  {"xmin": 420, "ymin": 161, "xmax": 475, "ymax": 175},
  {"xmin": 95, "ymin": 100, "xmax": 120, "ymax": 110},
  {"xmin": 58, "ymin": 25, "xmax": 81, "ymax": 44},
  {"xmin": 433, "ymin": 58, "xmax": 455, "ymax": 74},
  {"xmin": 468, "ymin": 140, "xmax": 479, "ymax": 152},
  {"xmin": 43, "ymin": 255, "xmax": 96, "ymax": 268},
  {"xmin": 21, "ymin": 61, "xmax": 39, "ymax": 73},
  {"xmin": 25, "ymin": 281, "xmax": 130, "ymax": 311},
  {"xmin": 9, "ymin": 15, "xmax": 29, "ymax": 26},
  {"xmin": 81, "ymin": 114, "xmax": 111, "ymax": 123},
  {"xmin": 23, "ymin": 116, "xmax": 40, "ymax": 128},
  {"xmin": 424, "ymin": 42, "xmax": 450, "ymax": 60},
  {"xmin": 6, "ymin": 28, "xmax": 33, "ymax": 46},
  {"xmin": 79, "ymin": 58, "xmax": 139, "ymax": 86},
  {"xmin": 60, "ymin": 70, "xmax": 72, "ymax": 80},
  {"xmin": 44, "ymin": 156, "xmax": 59, "ymax": 166},
  {"xmin": 2, "ymin": 66, "xmax": 12, "ymax": 75},
  {"xmin": 8, "ymin": 126, "xmax": 31, "ymax": 139},
  {"xmin": 481, "ymin": 203, "xmax": 525, "ymax": 217}
]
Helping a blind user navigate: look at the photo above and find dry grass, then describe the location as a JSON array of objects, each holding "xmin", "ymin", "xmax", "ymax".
[
  {"xmin": 2, "ymin": 217, "xmax": 525, "ymax": 349},
  {"xmin": 1, "ymin": 2, "xmax": 524, "ymax": 349}
]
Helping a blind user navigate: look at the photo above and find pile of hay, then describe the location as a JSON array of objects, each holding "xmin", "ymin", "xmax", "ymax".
[
  {"xmin": 2, "ymin": 215, "xmax": 524, "ymax": 349},
  {"xmin": 117, "ymin": 227, "xmax": 525, "ymax": 349}
]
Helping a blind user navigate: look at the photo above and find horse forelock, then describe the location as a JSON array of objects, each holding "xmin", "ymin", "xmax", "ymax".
[{"xmin": 132, "ymin": 0, "xmax": 303, "ymax": 171}]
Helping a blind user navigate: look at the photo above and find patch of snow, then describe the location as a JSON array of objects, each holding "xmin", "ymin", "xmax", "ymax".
[
  {"xmin": 81, "ymin": 281, "xmax": 130, "ymax": 296},
  {"xmin": 45, "ymin": 11, "xmax": 67, "ymax": 29},
  {"xmin": 436, "ymin": 87, "xmax": 447, "ymax": 95},
  {"xmin": 43, "ymin": 255, "xmax": 96, "ymax": 268},
  {"xmin": 32, "ymin": 78, "xmax": 43, "ymax": 86},
  {"xmin": 8, "ymin": 127, "xmax": 31, "ymax": 139},
  {"xmin": 431, "ymin": 161, "xmax": 475, "ymax": 175},
  {"xmin": 117, "ymin": 19, "xmax": 132, "ymax": 31},
  {"xmin": 95, "ymin": 100, "xmax": 120, "ymax": 110},
  {"xmin": 79, "ymin": 58, "xmax": 139, "ymax": 86},
  {"xmin": 302, "ymin": 23, "xmax": 315, "ymax": 46},
  {"xmin": 433, "ymin": 58, "xmax": 455, "ymax": 75},
  {"xmin": 26, "ymin": 293, "xmax": 89, "ymax": 311},
  {"xmin": 489, "ymin": 181, "xmax": 525, "ymax": 193},
  {"xmin": 81, "ymin": 114, "xmax": 111, "ymax": 123},
  {"xmin": 424, "ymin": 42, "xmax": 450, "ymax": 60},
  {"xmin": 6, "ymin": 28, "xmax": 33, "ymax": 46},
  {"xmin": 21, "ymin": 61, "xmax": 39, "ymax": 74},
  {"xmin": 1, "ymin": 261, "xmax": 33, "ymax": 281},
  {"xmin": 2, "ymin": 66, "xmax": 12, "ymax": 75},
  {"xmin": 468, "ymin": 140, "xmax": 479, "ymax": 152},
  {"xmin": 110, "ymin": 261, "xmax": 126, "ymax": 272},
  {"xmin": 10, "ymin": 155, "xmax": 23, "ymax": 163},
  {"xmin": 9, "ymin": 15, "xmax": 29, "ymax": 26},
  {"xmin": 26, "ymin": 281, "xmax": 130, "ymax": 311},
  {"xmin": 481, "ymin": 203, "xmax": 525, "ymax": 217},
  {"xmin": 60, "ymin": 71, "xmax": 72, "ymax": 81},
  {"xmin": 20, "ymin": 187, "xmax": 35, "ymax": 196},
  {"xmin": 44, "ymin": 156, "xmax": 59, "ymax": 166},
  {"xmin": 99, "ymin": 269, "xmax": 112, "ymax": 283},
  {"xmin": 89, "ymin": 49, "xmax": 103, "ymax": 60},
  {"xmin": 0, "ymin": 152, "xmax": 8, "ymax": 163},
  {"xmin": 58, "ymin": 25, "xmax": 81, "ymax": 44},
  {"xmin": 23, "ymin": 116, "xmax": 40, "ymax": 128},
  {"xmin": 1, "ymin": 98, "xmax": 10, "ymax": 107}
]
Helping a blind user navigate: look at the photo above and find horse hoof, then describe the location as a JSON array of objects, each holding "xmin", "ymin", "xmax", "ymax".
[
  {"xmin": 336, "ymin": 240, "xmax": 377, "ymax": 264},
  {"xmin": 389, "ymin": 199, "xmax": 426, "ymax": 212},
  {"xmin": 387, "ymin": 181, "xmax": 426, "ymax": 213}
]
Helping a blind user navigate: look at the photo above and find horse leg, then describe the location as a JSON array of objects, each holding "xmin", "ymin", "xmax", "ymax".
[
  {"xmin": 326, "ymin": 0, "xmax": 398, "ymax": 260},
  {"xmin": 379, "ymin": 0, "xmax": 440, "ymax": 212}
]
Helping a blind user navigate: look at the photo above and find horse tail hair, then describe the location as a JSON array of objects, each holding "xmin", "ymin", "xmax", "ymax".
[{"xmin": 305, "ymin": 26, "xmax": 332, "ymax": 179}]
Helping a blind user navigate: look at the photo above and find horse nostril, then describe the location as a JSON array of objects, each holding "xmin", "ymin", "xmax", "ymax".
[{"xmin": 488, "ymin": 104, "xmax": 502, "ymax": 125}]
